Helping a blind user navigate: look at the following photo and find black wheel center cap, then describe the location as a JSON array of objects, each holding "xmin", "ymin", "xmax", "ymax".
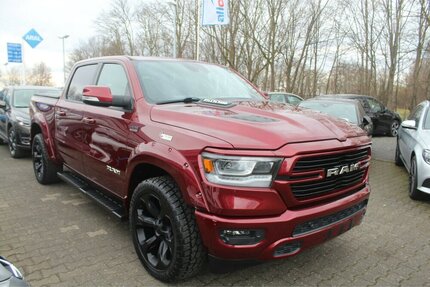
[{"xmin": 155, "ymin": 220, "xmax": 165, "ymax": 236}]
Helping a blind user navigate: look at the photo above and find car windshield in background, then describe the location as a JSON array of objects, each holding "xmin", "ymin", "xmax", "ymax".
[
  {"xmin": 300, "ymin": 101, "xmax": 359, "ymax": 124},
  {"xmin": 134, "ymin": 60, "xmax": 264, "ymax": 104},
  {"xmin": 13, "ymin": 89, "xmax": 60, "ymax": 108}
]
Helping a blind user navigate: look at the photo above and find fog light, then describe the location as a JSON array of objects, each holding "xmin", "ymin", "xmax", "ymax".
[
  {"xmin": 274, "ymin": 241, "xmax": 301, "ymax": 257},
  {"xmin": 220, "ymin": 229, "xmax": 265, "ymax": 245}
]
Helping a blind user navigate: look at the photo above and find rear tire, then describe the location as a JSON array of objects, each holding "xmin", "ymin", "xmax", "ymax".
[
  {"xmin": 390, "ymin": 120, "xmax": 400, "ymax": 137},
  {"xmin": 32, "ymin": 133, "xmax": 62, "ymax": 184},
  {"xmin": 408, "ymin": 156, "xmax": 424, "ymax": 200},
  {"xmin": 130, "ymin": 176, "xmax": 206, "ymax": 282}
]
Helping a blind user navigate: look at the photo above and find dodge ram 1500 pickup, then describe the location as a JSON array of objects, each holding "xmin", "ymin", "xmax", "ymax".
[{"xmin": 30, "ymin": 56, "xmax": 371, "ymax": 282}]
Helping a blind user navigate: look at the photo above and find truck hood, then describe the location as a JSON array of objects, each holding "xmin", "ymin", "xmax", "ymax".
[{"xmin": 150, "ymin": 101, "xmax": 367, "ymax": 150}]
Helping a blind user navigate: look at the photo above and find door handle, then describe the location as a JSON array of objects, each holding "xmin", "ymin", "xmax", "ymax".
[
  {"xmin": 57, "ymin": 111, "xmax": 66, "ymax": 116},
  {"xmin": 82, "ymin": 117, "xmax": 96, "ymax": 124}
]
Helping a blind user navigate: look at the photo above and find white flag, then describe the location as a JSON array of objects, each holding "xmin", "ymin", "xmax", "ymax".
[{"xmin": 202, "ymin": 0, "xmax": 230, "ymax": 26}]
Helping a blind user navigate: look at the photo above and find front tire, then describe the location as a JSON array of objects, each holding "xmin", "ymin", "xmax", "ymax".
[
  {"xmin": 408, "ymin": 156, "xmax": 424, "ymax": 200},
  {"xmin": 130, "ymin": 176, "xmax": 206, "ymax": 282},
  {"xmin": 390, "ymin": 120, "xmax": 400, "ymax": 137},
  {"xmin": 395, "ymin": 139, "xmax": 403, "ymax": 166},
  {"xmin": 32, "ymin": 133, "xmax": 62, "ymax": 184},
  {"xmin": 8, "ymin": 127, "xmax": 25, "ymax": 158}
]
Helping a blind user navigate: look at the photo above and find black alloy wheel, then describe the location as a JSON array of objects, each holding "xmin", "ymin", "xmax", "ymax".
[
  {"xmin": 33, "ymin": 137, "xmax": 44, "ymax": 180},
  {"xmin": 32, "ymin": 134, "xmax": 61, "ymax": 184},
  {"xmin": 130, "ymin": 176, "xmax": 206, "ymax": 282},
  {"xmin": 135, "ymin": 193, "xmax": 174, "ymax": 270},
  {"xmin": 8, "ymin": 128, "xmax": 24, "ymax": 158},
  {"xmin": 390, "ymin": 120, "xmax": 400, "ymax": 137},
  {"xmin": 408, "ymin": 156, "xmax": 424, "ymax": 200}
]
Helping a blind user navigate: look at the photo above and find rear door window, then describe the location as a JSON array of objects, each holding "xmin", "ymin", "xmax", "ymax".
[
  {"xmin": 366, "ymin": 98, "xmax": 383, "ymax": 113},
  {"xmin": 270, "ymin": 94, "xmax": 286, "ymax": 103}
]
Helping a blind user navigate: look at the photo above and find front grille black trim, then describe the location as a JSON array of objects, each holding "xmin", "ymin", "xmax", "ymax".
[
  {"xmin": 293, "ymin": 149, "xmax": 369, "ymax": 172},
  {"xmin": 291, "ymin": 170, "xmax": 365, "ymax": 198},
  {"xmin": 292, "ymin": 200, "xmax": 368, "ymax": 237}
]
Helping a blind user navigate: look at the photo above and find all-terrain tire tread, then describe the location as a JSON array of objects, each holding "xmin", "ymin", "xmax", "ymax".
[{"xmin": 130, "ymin": 176, "xmax": 206, "ymax": 282}]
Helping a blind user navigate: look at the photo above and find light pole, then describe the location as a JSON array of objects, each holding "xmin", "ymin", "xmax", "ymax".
[
  {"xmin": 167, "ymin": 0, "xmax": 177, "ymax": 58},
  {"xmin": 58, "ymin": 35, "xmax": 69, "ymax": 84}
]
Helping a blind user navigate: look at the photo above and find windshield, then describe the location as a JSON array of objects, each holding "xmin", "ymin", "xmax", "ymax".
[
  {"xmin": 300, "ymin": 101, "xmax": 359, "ymax": 124},
  {"xmin": 13, "ymin": 89, "xmax": 60, "ymax": 108},
  {"xmin": 134, "ymin": 60, "xmax": 264, "ymax": 104}
]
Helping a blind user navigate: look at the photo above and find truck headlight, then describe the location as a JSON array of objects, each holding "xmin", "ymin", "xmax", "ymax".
[
  {"xmin": 16, "ymin": 116, "xmax": 30, "ymax": 127},
  {"xmin": 423, "ymin": 149, "xmax": 430, "ymax": 165},
  {"xmin": 201, "ymin": 152, "xmax": 281, "ymax": 187}
]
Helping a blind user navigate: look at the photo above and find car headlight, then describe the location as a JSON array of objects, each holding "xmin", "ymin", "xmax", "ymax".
[
  {"xmin": 423, "ymin": 149, "xmax": 430, "ymax": 165},
  {"xmin": 201, "ymin": 152, "xmax": 282, "ymax": 187},
  {"xmin": 16, "ymin": 116, "xmax": 30, "ymax": 127}
]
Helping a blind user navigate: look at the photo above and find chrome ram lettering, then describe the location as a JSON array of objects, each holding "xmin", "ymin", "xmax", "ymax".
[{"xmin": 326, "ymin": 163, "xmax": 360, "ymax": 177}]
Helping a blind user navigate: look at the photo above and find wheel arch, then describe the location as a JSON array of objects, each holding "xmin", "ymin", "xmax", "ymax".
[
  {"xmin": 30, "ymin": 119, "xmax": 59, "ymax": 163},
  {"xmin": 125, "ymin": 144, "xmax": 209, "ymax": 213}
]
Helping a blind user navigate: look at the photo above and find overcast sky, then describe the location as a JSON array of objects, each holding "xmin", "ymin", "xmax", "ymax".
[{"xmin": 0, "ymin": 0, "xmax": 149, "ymax": 86}]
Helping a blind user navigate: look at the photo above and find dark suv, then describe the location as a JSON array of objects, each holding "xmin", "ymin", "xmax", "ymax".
[
  {"xmin": 317, "ymin": 94, "xmax": 402, "ymax": 136},
  {"xmin": 0, "ymin": 86, "xmax": 61, "ymax": 158}
]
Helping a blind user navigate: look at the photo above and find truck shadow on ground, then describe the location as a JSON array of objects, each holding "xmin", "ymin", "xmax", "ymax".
[{"xmin": 207, "ymin": 257, "xmax": 262, "ymax": 274}]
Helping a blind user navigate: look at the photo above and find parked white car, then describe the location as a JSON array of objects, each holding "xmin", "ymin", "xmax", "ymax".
[{"xmin": 395, "ymin": 100, "xmax": 430, "ymax": 200}]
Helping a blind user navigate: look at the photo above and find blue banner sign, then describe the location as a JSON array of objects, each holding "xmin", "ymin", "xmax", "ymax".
[{"xmin": 7, "ymin": 43, "xmax": 22, "ymax": 63}]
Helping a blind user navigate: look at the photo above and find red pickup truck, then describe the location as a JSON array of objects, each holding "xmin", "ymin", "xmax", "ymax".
[{"xmin": 30, "ymin": 56, "xmax": 371, "ymax": 282}]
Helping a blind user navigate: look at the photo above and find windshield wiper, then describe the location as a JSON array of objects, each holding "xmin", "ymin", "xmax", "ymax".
[{"xmin": 157, "ymin": 97, "xmax": 201, "ymax": 105}]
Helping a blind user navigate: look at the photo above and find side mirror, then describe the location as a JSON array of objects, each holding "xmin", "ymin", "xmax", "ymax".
[
  {"xmin": 82, "ymin": 86, "xmax": 131, "ymax": 108},
  {"xmin": 401, "ymin": 120, "xmax": 417, "ymax": 129},
  {"xmin": 0, "ymin": 100, "xmax": 6, "ymax": 109}
]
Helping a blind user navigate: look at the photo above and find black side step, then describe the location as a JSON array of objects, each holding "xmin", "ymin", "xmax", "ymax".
[{"xmin": 57, "ymin": 171, "xmax": 126, "ymax": 220}]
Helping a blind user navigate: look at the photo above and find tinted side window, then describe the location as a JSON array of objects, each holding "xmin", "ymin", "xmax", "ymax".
[
  {"xmin": 287, "ymin": 95, "xmax": 301, "ymax": 106},
  {"xmin": 66, "ymin": 64, "xmax": 98, "ymax": 102},
  {"xmin": 358, "ymin": 99, "xmax": 370, "ymax": 111},
  {"xmin": 97, "ymin": 64, "xmax": 130, "ymax": 98}
]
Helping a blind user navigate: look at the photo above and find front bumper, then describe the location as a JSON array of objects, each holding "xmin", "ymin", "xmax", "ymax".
[
  {"xmin": 418, "ymin": 158, "xmax": 430, "ymax": 194},
  {"xmin": 195, "ymin": 185, "xmax": 370, "ymax": 260}
]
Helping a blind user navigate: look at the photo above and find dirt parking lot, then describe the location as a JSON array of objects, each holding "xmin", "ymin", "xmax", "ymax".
[{"xmin": 1, "ymin": 137, "xmax": 430, "ymax": 286}]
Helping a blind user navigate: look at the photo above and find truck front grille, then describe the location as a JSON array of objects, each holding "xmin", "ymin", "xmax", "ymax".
[
  {"xmin": 287, "ymin": 148, "xmax": 370, "ymax": 199},
  {"xmin": 291, "ymin": 170, "xmax": 366, "ymax": 198},
  {"xmin": 292, "ymin": 148, "xmax": 369, "ymax": 172}
]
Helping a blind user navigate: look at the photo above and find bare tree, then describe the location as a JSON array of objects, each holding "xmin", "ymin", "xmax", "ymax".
[
  {"xmin": 28, "ymin": 62, "xmax": 52, "ymax": 86},
  {"xmin": 408, "ymin": 0, "xmax": 430, "ymax": 108},
  {"xmin": 95, "ymin": 0, "xmax": 136, "ymax": 55},
  {"xmin": 6, "ymin": 67, "xmax": 22, "ymax": 85}
]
